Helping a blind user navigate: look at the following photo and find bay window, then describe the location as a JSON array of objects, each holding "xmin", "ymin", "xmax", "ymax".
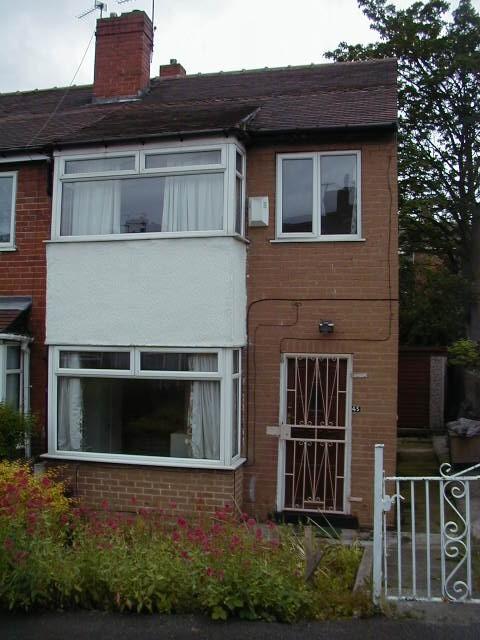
[
  {"xmin": 0, "ymin": 172, "xmax": 17, "ymax": 250},
  {"xmin": 54, "ymin": 145, "xmax": 245, "ymax": 239},
  {"xmin": 49, "ymin": 347, "xmax": 242, "ymax": 468},
  {"xmin": 276, "ymin": 151, "xmax": 361, "ymax": 241},
  {"xmin": 0, "ymin": 340, "xmax": 29, "ymax": 412}
]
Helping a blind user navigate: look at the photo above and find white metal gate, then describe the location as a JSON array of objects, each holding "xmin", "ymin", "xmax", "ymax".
[
  {"xmin": 373, "ymin": 443, "xmax": 480, "ymax": 604},
  {"xmin": 277, "ymin": 355, "xmax": 351, "ymax": 514}
]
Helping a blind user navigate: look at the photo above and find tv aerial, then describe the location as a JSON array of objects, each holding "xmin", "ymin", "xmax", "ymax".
[
  {"xmin": 78, "ymin": 1, "xmax": 155, "ymax": 30},
  {"xmin": 78, "ymin": 2, "xmax": 108, "ymax": 19},
  {"xmin": 78, "ymin": 1, "xmax": 136, "ymax": 21}
]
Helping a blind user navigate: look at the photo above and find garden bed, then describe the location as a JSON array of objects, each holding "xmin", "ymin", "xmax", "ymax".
[{"xmin": 0, "ymin": 461, "xmax": 372, "ymax": 622}]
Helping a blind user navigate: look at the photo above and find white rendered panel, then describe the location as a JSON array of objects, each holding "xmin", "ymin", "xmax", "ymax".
[{"xmin": 46, "ymin": 237, "xmax": 246, "ymax": 347}]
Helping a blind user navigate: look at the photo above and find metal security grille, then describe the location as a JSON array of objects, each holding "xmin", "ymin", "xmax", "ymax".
[
  {"xmin": 282, "ymin": 355, "xmax": 349, "ymax": 513},
  {"xmin": 373, "ymin": 444, "xmax": 480, "ymax": 605}
]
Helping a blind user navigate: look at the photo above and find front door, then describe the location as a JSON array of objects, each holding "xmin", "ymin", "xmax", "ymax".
[{"xmin": 278, "ymin": 354, "xmax": 351, "ymax": 514}]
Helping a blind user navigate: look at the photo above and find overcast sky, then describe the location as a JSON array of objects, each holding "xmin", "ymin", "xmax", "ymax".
[{"xmin": 0, "ymin": 0, "xmax": 477, "ymax": 94}]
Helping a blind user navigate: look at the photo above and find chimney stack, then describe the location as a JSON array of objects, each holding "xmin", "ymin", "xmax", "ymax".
[
  {"xmin": 93, "ymin": 11, "xmax": 153, "ymax": 101},
  {"xmin": 160, "ymin": 59, "xmax": 187, "ymax": 78}
]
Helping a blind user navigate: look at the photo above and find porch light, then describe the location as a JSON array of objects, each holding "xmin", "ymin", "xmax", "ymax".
[{"xmin": 319, "ymin": 321, "xmax": 335, "ymax": 334}]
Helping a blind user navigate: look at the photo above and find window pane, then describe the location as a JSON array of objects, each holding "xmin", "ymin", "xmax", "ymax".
[
  {"xmin": 235, "ymin": 176, "xmax": 242, "ymax": 234},
  {"xmin": 232, "ymin": 377, "xmax": 239, "ymax": 457},
  {"xmin": 140, "ymin": 352, "xmax": 217, "ymax": 372},
  {"xmin": 281, "ymin": 159, "xmax": 313, "ymax": 233},
  {"xmin": 59, "ymin": 351, "xmax": 130, "ymax": 370},
  {"xmin": 57, "ymin": 377, "xmax": 221, "ymax": 460},
  {"xmin": 6, "ymin": 373, "xmax": 20, "ymax": 410},
  {"xmin": 0, "ymin": 176, "xmax": 13, "ymax": 243},
  {"xmin": 6, "ymin": 345, "xmax": 21, "ymax": 370},
  {"xmin": 236, "ymin": 151, "xmax": 243, "ymax": 175},
  {"xmin": 233, "ymin": 350, "xmax": 239, "ymax": 374},
  {"xmin": 60, "ymin": 174, "xmax": 224, "ymax": 236},
  {"xmin": 321, "ymin": 155, "xmax": 357, "ymax": 235},
  {"xmin": 64, "ymin": 156, "xmax": 135, "ymax": 174},
  {"xmin": 145, "ymin": 150, "xmax": 221, "ymax": 169}
]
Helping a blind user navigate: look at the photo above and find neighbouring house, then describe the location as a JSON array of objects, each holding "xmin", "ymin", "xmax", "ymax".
[{"xmin": 0, "ymin": 10, "xmax": 398, "ymax": 528}]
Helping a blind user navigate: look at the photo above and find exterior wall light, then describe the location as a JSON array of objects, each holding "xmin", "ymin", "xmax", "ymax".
[{"xmin": 319, "ymin": 321, "xmax": 335, "ymax": 334}]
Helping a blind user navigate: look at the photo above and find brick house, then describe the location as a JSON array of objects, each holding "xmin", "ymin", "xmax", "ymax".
[{"xmin": 0, "ymin": 10, "xmax": 397, "ymax": 528}]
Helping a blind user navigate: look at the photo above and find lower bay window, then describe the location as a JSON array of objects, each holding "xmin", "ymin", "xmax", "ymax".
[
  {"xmin": 49, "ymin": 347, "xmax": 242, "ymax": 468},
  {"xmin": 0, "ymin": 339, "xmax": 30, "ymax": 412}
]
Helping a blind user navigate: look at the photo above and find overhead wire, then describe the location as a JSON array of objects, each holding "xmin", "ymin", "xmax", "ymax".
[{"xmin": 27, "ymin": 28, "xmax": 96, "ymax": 151}]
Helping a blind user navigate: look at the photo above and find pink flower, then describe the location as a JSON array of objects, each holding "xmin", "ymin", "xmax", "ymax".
[
  {"xmin": 205, "ymin": 567, "xmax": 214, "ymax": 577},
  {"xmin": 255, "ymin": 528, "xmax": 263, "ymax": 540},
  {"xmin": 180, "ymin": 550, "xmax": 190, "ymax": 560},
  {"xmin": 169, "ymin": 501, "xmax": 177, "ymax": 509},
  {"xmin": 230, "ymin": 535, "xmax": 241, "ymax": 548},
  {"xmin": 41, "ymin": 476, "xmax": 52, "ymax": 488},
  {"xmin": 101, "ymin": 499, "xmax": 109, "ymax": 511},
  {"xmin": 172, "ymin": 530, "xmax": 180, "ymax": 543},
  {"xmin": 240, "ymin": 512, "xmax": 249, "ymax": 521},
  {"xmin": 247, "ymin": 518, "xmax": 256, "ymax": 528},
  {"xmin": 3, "ymin": 538, "xmax": 14, "ymax": 552},
  {"xmin": 177, "ymin": 517, "xmax": 187, "ymax": 529}
]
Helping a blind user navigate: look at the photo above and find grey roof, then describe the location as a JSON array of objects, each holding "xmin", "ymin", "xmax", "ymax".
[{"xmin": 0, "ymin": 59, "xmax": 397, "ymax": 154}]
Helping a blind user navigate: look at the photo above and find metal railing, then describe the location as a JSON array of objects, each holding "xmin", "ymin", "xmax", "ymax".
[{"xmin": 373, "ymin": 444, "xmax": 480, "ymax": 604}]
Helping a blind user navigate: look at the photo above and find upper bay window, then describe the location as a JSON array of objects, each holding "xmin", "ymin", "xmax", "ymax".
[
  {"xmin": 54, "ymin": 145, "xmax": 245, "ymax": 240},
  {"xmin": 49, "ymin": 346, "xmax": 242, "ymax": 469},
  {"xmin": 0, "ymin": 172, "xmax": 17, "ymax": 250},
  {"xmin": 276, "ymin": 152, "xmax": 361, "ymax": 241}
]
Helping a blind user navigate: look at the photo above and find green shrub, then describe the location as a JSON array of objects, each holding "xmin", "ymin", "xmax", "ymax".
[
  {"xmin": 0, "ymin": 404, "xmax": 36, "ymax": 461},
  {"xmin": 448, "ymin": 339, "xmax": 480, "ymax": 372},
  {"xmin": 0, "ymin": 463, "xmax": 369, "ymax": 621}
]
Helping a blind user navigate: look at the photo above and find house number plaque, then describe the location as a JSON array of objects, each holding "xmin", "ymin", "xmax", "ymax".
[{"xmin": 352, "ymin": 405, "xmax": 361, "ymax": 413}]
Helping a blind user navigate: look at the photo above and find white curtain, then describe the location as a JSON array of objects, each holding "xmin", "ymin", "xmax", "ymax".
[
  {"xmin": 188, "ymin": 356, "xmax": 220, "ymax": 459},
  {"xmin": 57, "ymin": 354, "xmax": 83, "ymax": 451},
  {"xmin": 161, "ymin": 173, "xmax": 223, "ymax": 232},
  {"xmin": 62, "ymin": 180, "xmax": 121, "ymax": 236}
]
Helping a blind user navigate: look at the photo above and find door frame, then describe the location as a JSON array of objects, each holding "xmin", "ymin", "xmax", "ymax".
[{"xmin": 276, "ymin": 352, "xmax": 353, "ymax": 514}]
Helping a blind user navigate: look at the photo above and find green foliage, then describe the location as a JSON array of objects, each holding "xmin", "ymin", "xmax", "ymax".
[
  {"xmin": 326, "ymin": 1, "xmax": 480, "ymax": 341},
  {"xmin": 0, "ymin": 404, "xmax": 37, "ymax": 461},
  {"xmin": 400, "ymin": 256, "xmax": 469, "ymax": 345},
  {"xmin": 0, "ymin": 464, "xmax": 368, "ymax": 621},
  {"xmin": 448, "ymin": 338, "xmax": 480, "ymax": 370},
  {"xmin": 310, "ymin": 543, "xmax": 373, "ymax": 620}
]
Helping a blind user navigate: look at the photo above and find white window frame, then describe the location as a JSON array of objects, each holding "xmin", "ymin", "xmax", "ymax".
[
  {"xmin": 45, "ymin": 345, "xmax": 245, "ymax": 470},
  {"xmin": 231, "ymin": 349, "xmax": 242, "ymax": 460},
  {"xmin": 275, "ymin": 151, "xmax": 362, "ymax": 242},
  {"xmin": 232, "ymin": 147, "xmax": 246, "ymax": 237},
  {"xmin": 0, "ymin": 171, "xmax": 17, "ymax": 251},
  {"xmin": 52, "ymin": 142, "xmax": 246, "ymax": 242}
]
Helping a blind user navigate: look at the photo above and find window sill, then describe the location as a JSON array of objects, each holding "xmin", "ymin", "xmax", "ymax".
[
  {"xmin": 0, "ymin": 245, "xmax": 17, "ymax": 252},
  {"xmin": 270, "ymin": 237, "xmax": 366, "ymax": 244},
  {"xmin": 45, "ymin": 232, "xmax": 246, "ymax": 244},
  {"xmin": 41, "ymin": 452, "xmax": 246, "ymax": 471}
]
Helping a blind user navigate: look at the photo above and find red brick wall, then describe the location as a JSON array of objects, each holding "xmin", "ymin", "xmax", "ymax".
[
  {"xmin": 0, "ymin": 161, "xmax": 51, "ymax": 444},
  {"xmin": 48, "ymin": 461, "xmax": 244, "ymax": 518},
  {"xmin": 243, "ymin": 134, "xmax": 398, "ymax": 527},
  {"xmin": 93, "ymin": 11, "xmax": 153, "ymax": 100}
]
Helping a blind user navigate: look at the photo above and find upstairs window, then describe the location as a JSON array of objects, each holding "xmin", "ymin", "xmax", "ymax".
[
  {"xmin": 277, "ymin": 152, "xmax": 361, "ymax": 241},
  {"xmin": 55, "ymin": 145, "xmax": 244, "ymax": 239},
  {"xmin": 0, "ymin": 172, "xmax": 17, "ymax": 250}
]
